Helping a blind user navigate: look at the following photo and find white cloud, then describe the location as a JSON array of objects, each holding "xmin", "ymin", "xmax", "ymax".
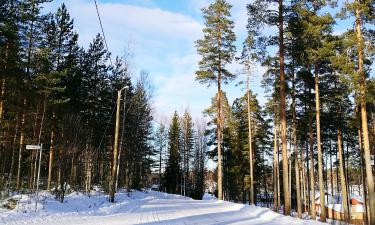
[{"xmin": 42, "ymin": 0, "xmax": 267, "ymax": 119}]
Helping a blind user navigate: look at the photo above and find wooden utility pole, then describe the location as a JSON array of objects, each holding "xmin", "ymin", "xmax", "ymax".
[
  {"xmin": 116, "ymin": 91, "xmax": 127, "ymax": 192},
  {"xmin": 110, "ymin": 86, "xmax": 127, "ymax": 202},
  {"xmin": 110, "ymin": 90, "xmax": 121, "ymax": 202}
]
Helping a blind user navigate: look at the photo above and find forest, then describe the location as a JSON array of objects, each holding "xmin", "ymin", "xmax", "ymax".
[{"xmin": 0, "ymin": 0, "xmax": 374, "ymax": 225}]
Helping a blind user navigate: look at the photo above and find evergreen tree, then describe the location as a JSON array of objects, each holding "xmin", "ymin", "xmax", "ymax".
[
  {"xmin": 195, "ymin": 0, "xmax": 236, "ymax": 200},
  {"xmin": 339, "ymin": 1, "xmax": 375, "ymax": 222},
  {"xmin": 180, "ymin": 109, "xmax": 194, "ymax": 196},
  {"xmin": 247, "ymin": 0, "xmax": 291, "ymax": 214},
  {"xmin": 165, "ymin": 111, "xmax": 181, "ymax": 194}
]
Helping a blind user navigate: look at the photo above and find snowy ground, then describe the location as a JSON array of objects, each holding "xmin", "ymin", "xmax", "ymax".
[{"xmin": 0, "ymin": 191, "xmax": 326, "ymax": 225}]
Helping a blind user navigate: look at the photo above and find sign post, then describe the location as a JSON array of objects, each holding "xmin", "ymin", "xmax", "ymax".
[{"xmin": 26, "ymin": 144, "xmax": 42, "ymax": 212}]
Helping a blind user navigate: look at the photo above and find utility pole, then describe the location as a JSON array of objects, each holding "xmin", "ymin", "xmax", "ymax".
[
  {"xmin": 110, "ymin": 86, "xmax": 128, "ymax": 202},
  {"xmin": 116, "ymin": 88, "xmax": 128, "ymax": 192}
]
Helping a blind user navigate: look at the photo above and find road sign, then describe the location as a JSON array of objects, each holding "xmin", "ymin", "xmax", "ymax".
[{"xmin": 26, "ymin": 145, "xmax": 41, "ymax": 150}]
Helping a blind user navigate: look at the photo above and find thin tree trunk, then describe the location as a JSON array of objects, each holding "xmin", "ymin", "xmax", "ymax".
[
  {"xmin": 355, "ymin": 2, "xmax": 375, "ymax": 223},
  {"xmin": 304, "ymin": 84, "xmax": 311, "ymax": 214},
  {"xmin": 33, "ymin": 96, "xmax": 46, "ymax": 190},
  {"xmin": 0, "ymin": 78, "xmax": 5, "ymax": 125},
  {"xmin": 314, "ymin": 64, "xmax": 326, "ymax": 222},
  {"xmin": 288, "ymin": 135, "xmax": 292, "ymax": 208},
  {"xmin": 217, "ymin": 28, "xmax": 223, "ymax": 201},
  {"xmin": 277, "ymin": 126, "xmax": 281, "ymax": 212},
  {"xmin": 0, "ymin": 42, "xmax": 9, "ymax": 126},
  {"xmin": 16, "ymin": 98, "xmax": 27, "ymax": 190},
  {"xmin": 7, "ymin": 114, "xmax": 19, "ymax": 190},
  {"xmin": 58, "ymin": 128, "xmax": 64, "ymax": 189},
  {"xmin": 300, "ymin": 143, "xmax": 307, "ymax": 213},
  {"xmin": 47, "ymin": 112, "xmax": 56, "ymax": 191},
  {"xmin": 292, "ymin": 72, "xmax": 302, "ymax": 218},
  {"xmin": 278, "ymin": 0, "xmax": 290, "ymax": 215},
  {"xmin": 330, "ymin": 138, "xmax": 333, "ymax": 198},
  {"xmin": 273, "ymin": 124, "xmax": 278, "ymax": 212},
  {"xmin": 329, "ymin": 136, "xmax": 334, "ymax": 218},
  {"xmin": 358, "ymin": 123, "xmax": 368, "ymax": 224},
  {"xmin": 247, "ymin": 69, "xmax": 254, "ymax": 205},
  {"xmin": 336, "ymin": 148, "xmax": 339, "ymax": 195},
  {"xmin": 337, "ymin": 121, "xmax": 350, "ymax": 222},
  {"xmin": 308, "ymin": 95, "xmax": 316, "ymax": 220}
]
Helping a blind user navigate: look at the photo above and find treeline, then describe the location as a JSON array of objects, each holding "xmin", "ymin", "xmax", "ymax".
[
  {"xmin": 0, "ymin": 1, "xmax": 155, "ymax": 201},
  {"xmin": 155, "ymin": 110, "xmax": 206, "ymax": 200},
  {"xmin": 195, "ymin": 0, "xmax": 374, "ymax": 224}
]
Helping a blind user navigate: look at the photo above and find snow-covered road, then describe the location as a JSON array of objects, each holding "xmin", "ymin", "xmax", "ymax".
[{"xmin": 1, "ymin": 191, "xmax": 325, "ymax": 225}]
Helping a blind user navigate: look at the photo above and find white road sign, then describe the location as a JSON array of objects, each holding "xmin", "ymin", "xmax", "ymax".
[{"xmin": 26, "ymin": 145, "xmax": 41, "ymax": 150}]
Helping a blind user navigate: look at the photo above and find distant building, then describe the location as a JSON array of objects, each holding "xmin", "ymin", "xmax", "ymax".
[{"xmin": 314, "ymin": 193, "xmax": 364, "ymax": 225}]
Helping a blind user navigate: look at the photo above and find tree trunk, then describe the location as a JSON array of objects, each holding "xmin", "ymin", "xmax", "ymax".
[
  {"xmin": 16, "ymin": 98, "xmax": 27, "ymax": 190},
  {"xmin": 273, "ymin": 124, "xmax": 278, "ymax": 212},
  {"xmin": 308, "ymin": 96, "xmax": 316, "ymax": 219},
  {"xmin": 300, "ymin": 148, "xmax": 307, "ymax": 213},
  {"xmin": 7, "ymin": 114, "xmax": 19, "ymax": 190},
  {"xmin": 355, "ymin": 1, "xmax": 375, "ymax": 223},
  {"xmin": 247, "ymin": 69, "xmax": 254, "ymax": 205},
  {"xmin": 292, "ymin": 72, "xmax": 302, "ymax": 218},
  {"xmin": 0, "ymin": 43, "xmax": 9, "ymax": 126},
  {"xmin": 314, "ymin": 64, "xmax": 326, "ymax": 222},
  {"xmin": 0, "ymin": 79, "xmax": 5, "ymax": 125},
  {"xmin": 278, "ymin": 0, "xmax": 290, "ymax": 215},
  {"xmin": 217, "ymin": 28, "xmax": 223, "ymax": 201},
  {"xmin": 337, "ymin": 122, "xmax": 350, "ymax": 222},
  {"xmin": 358, "ymin": 123, "xmax": 368, "ymax": 224},
  {"xmin": 277, "ymin": 126, "xmax": 281, "ymax": 211},
  {"xmin": 58, "ymin": 129, "xmax": 64, "ymax": 189},
  {"xmin": 47, "ymin": 112, "xmax": 56, "ymax": 191}
]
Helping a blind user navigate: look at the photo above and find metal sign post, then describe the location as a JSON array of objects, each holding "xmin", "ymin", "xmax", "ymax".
[{"xmin": 26, "ymin": 144, "xmax": 42, "ymax": 212}]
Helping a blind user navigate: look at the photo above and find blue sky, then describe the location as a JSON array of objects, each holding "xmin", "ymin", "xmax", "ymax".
[{"xmin": 42, "ymin": 0, "xmax": 357, "ymax": 123}]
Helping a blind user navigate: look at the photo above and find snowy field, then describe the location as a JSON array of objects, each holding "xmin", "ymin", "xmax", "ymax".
[{"xmin": 0, "ymin": 191, "xmax": 326, "ymax": 225}]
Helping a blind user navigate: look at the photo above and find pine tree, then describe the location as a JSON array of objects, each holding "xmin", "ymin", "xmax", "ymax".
[
  {"xmin": 165, "ymin": 111, "xmax": 181, "ymax": 194},
  {"xmin": 339, "ymin": 0, "xmax": 375, "ymax": 222},
  {"xmin": 180, "ymin": 109, "xmax": 194, "ymax": 196},
  {"xmin": 195, "ymin": 0, "xmax": 236, "ymax": 200},
  {"xmin": 247, "ymin": 0, "xmax": 291, "ymax": 214}
]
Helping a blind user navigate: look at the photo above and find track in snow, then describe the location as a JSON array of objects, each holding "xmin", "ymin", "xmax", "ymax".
[{"xmin": 0, "ymin": 191, "xmax": 325, "ymax": 225}]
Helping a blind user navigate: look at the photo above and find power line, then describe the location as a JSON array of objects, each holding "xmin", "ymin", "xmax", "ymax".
[{"xmin": 93, "ymin": 0, "xmax": 113, "ymax": 67}]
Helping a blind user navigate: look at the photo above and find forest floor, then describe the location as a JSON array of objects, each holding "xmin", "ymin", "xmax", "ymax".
[{"xmin": 0, "ymin": 190, "xmax": 326, "ymax": 225}]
